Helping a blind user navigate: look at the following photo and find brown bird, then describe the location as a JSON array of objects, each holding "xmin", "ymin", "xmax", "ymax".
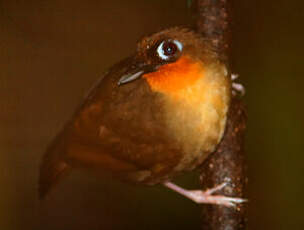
[{"xmin": 39, "ymin": 27, "xmax": 245, "ymax": 207}]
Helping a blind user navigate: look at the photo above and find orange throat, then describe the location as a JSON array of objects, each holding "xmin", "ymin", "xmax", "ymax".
[
  {"xmin": 143, "ymin": 55, "xmax": 230, "ymax": 165},
  {"xmin": 143, "ymin": 56, "xmax": 204, "ymax": 95}
]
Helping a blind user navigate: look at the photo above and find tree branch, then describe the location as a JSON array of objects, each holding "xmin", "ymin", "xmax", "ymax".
[
  {"xmin": 199, "ymin": 97, "xmax": 248, "ymax": 230},
  {"xmin": 194, "ymin": 0, "xmax": 232, "ymax": 63},
  {"xmin": 194, "ymin": 0, "xmax": 248, "ymax": 229}
]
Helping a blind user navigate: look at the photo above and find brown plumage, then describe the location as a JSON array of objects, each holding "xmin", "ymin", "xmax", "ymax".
[{"xmin": 39, "ymin": 27, "xmax": 231, "ymax": 199}]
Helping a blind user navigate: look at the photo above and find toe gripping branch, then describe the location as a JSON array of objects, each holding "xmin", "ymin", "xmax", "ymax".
[
  {"xmin": 231, "ymin": 74, "xmax": 245, "ymax": 97},
  {"xmin": 199, "ymin": 97, "xmax": 248, "ymax": 230}
]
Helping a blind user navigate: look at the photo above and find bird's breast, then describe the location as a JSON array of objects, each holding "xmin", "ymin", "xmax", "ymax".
[{"xmin": 144, "ymin": 59, "xmax": 231, "ymax": 171}]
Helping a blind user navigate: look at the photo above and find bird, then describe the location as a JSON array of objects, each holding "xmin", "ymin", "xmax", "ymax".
[{"xmin": 39, "ymin": 27, "xmax": 245, "ymax": 207}]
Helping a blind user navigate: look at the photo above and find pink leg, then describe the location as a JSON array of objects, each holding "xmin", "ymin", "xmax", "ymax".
[{"xmin": 163, "ymin": 182, "xmax": 247, "ymax": 208}]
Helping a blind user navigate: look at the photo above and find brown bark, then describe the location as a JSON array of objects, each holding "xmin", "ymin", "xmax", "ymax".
[
  {"xmin": 200, "ymin": 97, "xmax": 248, "ymax": 230},
  {"xmin": 194, "ymin": 0, "xmax": 248, "ymax": 229},
  {"xmin": 193, "ymin": 0, "xmax": 232, "ymax": 63}
]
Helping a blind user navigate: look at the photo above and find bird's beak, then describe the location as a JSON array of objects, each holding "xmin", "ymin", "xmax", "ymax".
[{"xmin": 117, "ymin": 61, "xmax": 157, "ymax": 86}]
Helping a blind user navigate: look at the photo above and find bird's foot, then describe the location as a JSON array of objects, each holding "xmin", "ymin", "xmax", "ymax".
[
  {"xmin": 231, "ymin": 74, "xmax": 245, "ymax": 96},
  {"xmin": 163, "ymin": 181, "xmax": 247, "ymax": 208}
]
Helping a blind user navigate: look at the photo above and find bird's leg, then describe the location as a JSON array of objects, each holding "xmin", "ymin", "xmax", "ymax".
[
  {"xmin": 231, "ymin": 74, "xmax": 245, "ymax": 96},
  {"xmin": 163, "ymin": 181, "xmax": 247, "ymax": 208}
]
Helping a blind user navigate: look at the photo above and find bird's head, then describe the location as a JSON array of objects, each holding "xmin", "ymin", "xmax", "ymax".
[{"xmin": 118, "ymin": 27, "xmax": 227, "ymax": 97}]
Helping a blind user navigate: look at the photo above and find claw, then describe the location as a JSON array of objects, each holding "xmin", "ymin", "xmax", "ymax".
[
  {"xmin": 163, "ymin": 181, "xmax": 247, "ymax": 208},
  {"xmin": 231, "ymin": 73, "xmax": 239, "ymax": 81},
  {"xmin": 231, "ymin": 73, "xmax": 245, "ymax": 96}
]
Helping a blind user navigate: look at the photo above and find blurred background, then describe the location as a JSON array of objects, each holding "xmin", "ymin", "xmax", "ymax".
[{"xmin": 0, "ymin": 0, "xmax": 303, "ymax": 229}]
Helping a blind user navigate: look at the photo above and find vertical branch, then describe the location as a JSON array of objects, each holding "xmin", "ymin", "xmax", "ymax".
[
  {"xmin": 193, "ymin": 0, "xmax": 248, "ymax": 229},
  {"xmin": 199, "ymin": 98, "xmax": 248, "ymax": 230},
  {"xmin": 194, "ymin": 0, "xmax": 232, "ymax": 63}
]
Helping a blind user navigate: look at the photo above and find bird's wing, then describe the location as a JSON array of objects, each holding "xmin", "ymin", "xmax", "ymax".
[{"xmin": 39, "ymin": 57, "xmax": 137, "ymax": 199}]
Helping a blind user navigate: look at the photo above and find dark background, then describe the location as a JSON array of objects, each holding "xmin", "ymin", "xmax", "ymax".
[{"xmin": 0, "ymin": 0, "xmax": 303, "ymax": 229}]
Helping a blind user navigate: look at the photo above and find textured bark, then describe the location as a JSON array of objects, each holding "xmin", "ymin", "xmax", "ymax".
[
  {"xmin": 200, "ymin": 97, "xmax": 248, "ymax": 230},
  {"xmin": 194, "ymin": 0, "xmax": 248, "ymax": 229},
  {"xmin": 193, "ymin": 0, "xmax": 232, "ymax": 63}
]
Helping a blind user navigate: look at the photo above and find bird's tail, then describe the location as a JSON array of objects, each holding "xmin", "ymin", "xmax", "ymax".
[{"xmin": 39, "ymin": 133, "xmax": 71, "ymax": 199}]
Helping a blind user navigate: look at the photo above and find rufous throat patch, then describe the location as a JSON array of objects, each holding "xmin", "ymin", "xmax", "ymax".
[{"xmin": 143, "ymin": 56, "xmax": 204, "ymax": 94}]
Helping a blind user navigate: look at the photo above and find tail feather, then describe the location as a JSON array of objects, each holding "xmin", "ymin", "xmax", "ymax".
[{"xmin": 39, "ymin": 133, "xmax": 71, "ymax": 199}]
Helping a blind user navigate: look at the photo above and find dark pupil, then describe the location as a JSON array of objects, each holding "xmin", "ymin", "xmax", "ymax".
[{"xmin": 163, "ymin": 42, "xmax": 177, "ymax": 56}]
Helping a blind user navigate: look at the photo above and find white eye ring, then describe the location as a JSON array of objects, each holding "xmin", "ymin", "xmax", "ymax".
[{"xmin": 156, "ymin": 40, "xmax": 183, "ymax": 61}]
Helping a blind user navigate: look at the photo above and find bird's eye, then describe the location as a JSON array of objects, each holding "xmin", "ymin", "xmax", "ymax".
[{"xmin": 156, "ymin": 40, "xmax": 183, "ymax": 61}]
